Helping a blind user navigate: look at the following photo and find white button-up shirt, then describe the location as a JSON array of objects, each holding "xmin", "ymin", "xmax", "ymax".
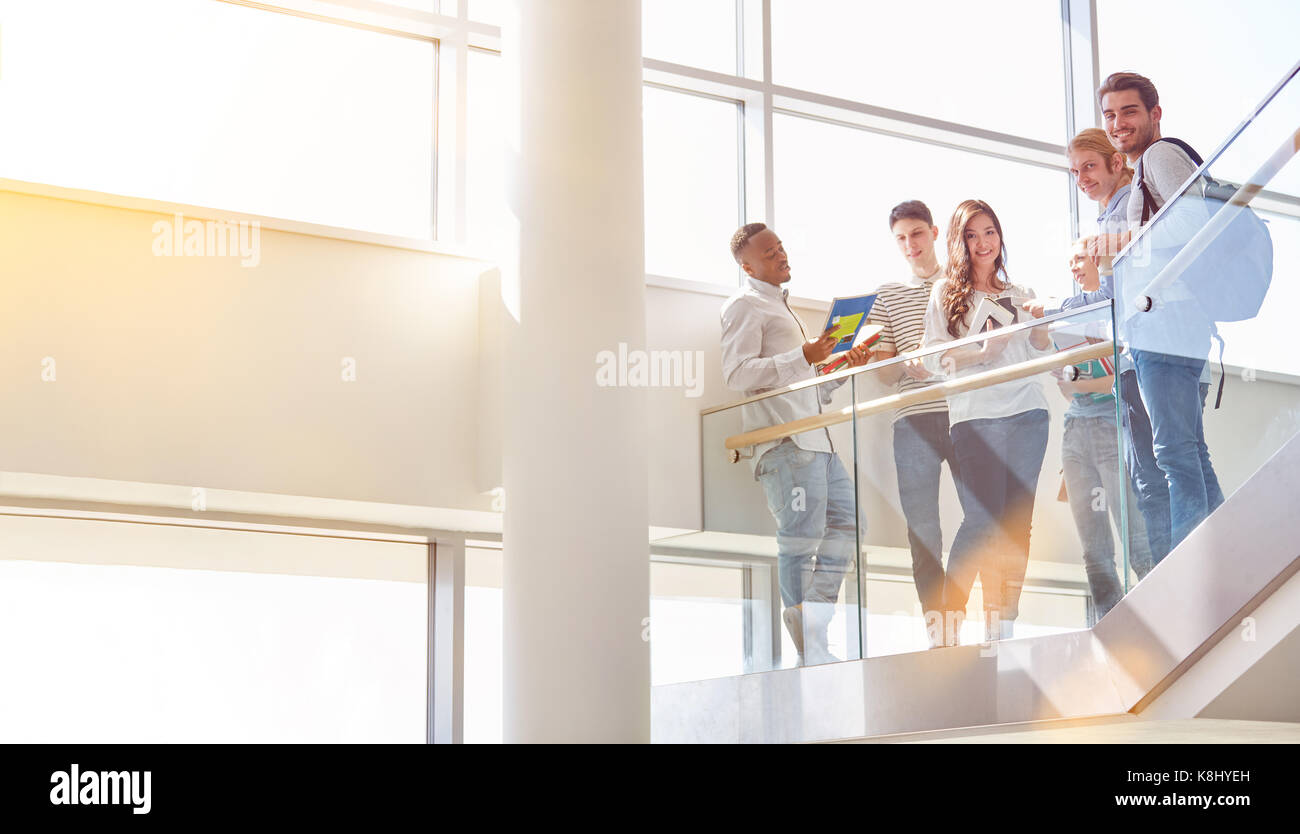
[{"xmin": 720, "ymin": 277, "xmax": 837, "ymax": 473}]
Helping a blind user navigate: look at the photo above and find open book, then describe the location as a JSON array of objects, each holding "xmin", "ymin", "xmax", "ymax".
[
  {"xmin": 818, "ymin": 293, "xmax": 881, "ymax": 375},
  {"xmin": 968, "ymin": 295, "xmax": 1022, "ymax": 334}
]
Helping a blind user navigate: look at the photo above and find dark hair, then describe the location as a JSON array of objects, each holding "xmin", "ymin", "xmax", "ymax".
[
  {"xmin": 1098, "ymin": 71, "xmax": 1159, "ymax": 111},
  {"xmin": 942, "ymin": 199, "xmax": 1008, "ymax": 339},
  {"xmin": 888, "ymin": 200, "xmax": 933, "ymax": 230},
  {"xmin": 729, "ymin": 222, "xmax": 768, "ymax": 263}
]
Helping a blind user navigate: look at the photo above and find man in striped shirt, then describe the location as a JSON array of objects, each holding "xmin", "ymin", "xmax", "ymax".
[{"xmin": 866, "ymin": 200, "xmax": 961, "ymax": 648}]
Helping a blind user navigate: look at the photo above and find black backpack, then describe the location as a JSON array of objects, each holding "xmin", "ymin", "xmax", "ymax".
[{"xmin": 1135, "ymin": 137, "xmax": 1273, "ymax": 323}]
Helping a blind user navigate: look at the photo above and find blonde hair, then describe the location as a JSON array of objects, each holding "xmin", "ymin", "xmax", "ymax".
[
  {"xmin": 942, "ymin": 199, "xmax": 1007, "ymax": 339},
  {"xmin": 1068, "ymin": 127, "xmax": 1133, "ymax": 188}
]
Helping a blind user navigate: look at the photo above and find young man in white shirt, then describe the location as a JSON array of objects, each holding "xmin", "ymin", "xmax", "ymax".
[
  {"xmin": 719, "ymin": 223, "xmax": 872, "ymax": 665},
  {"xmin": 864, "ymin": 201, "xmax": 961, "ymax": 648}
]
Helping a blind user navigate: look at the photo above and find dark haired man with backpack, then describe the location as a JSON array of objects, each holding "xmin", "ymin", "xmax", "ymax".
[{"xmin": 1088, "ymin": 71, "xmax": 1225, "ymax": 554}]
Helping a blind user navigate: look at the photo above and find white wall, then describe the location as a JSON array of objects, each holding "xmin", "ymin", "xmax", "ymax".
[{"xmin": 0, "ymin": 190, "xmax": 491, "ymax": 510}]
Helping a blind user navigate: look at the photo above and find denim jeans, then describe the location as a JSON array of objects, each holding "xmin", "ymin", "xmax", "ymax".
[
  {"xmin": 892, "ymin": 411, "xmax": 960, "ymax": 617},
  {"xmin": 1131, "ymin": 350, "xmax": 1224, "ymax": 551},
  {"xmin": 1061, "ymin": 414, "xmax": 1154, "ymax": 623},
  {"xmin": 946, "ymin": 409, "xmax": 1049, "ymax": 622},
  {"xmin": 756, "ymin": 439, "xmax": 857, "ymax": 610},
  {"xmin": 1119, "ymin": 369, "xmax": 1170, "ymax": 566},
  {"xmin": 1198, "ymin": 381, "xmax": 1225, "ymax": 514}
]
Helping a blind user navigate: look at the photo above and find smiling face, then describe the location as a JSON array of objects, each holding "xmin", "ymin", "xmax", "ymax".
[
  {"xmin": 891, "ymin": 217, "xmax": 940, "ymax": 267},
  {"xmin": 738, "ymin": 228, "xmax": 791, "ymax": 285},
  {"xmin": 1069, "ymin": 147, "xmax": 1125, "ymax": 203},
  {"xmin": 962, "ymin": 212, "xmax": 1001, "ymax": 273},
  {"xmin": 1102, "ymin": 88, "xmax": 1161, "ymax": 158}
]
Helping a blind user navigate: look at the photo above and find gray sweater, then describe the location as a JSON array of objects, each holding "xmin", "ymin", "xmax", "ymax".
[{"xmin": 1126, "ymin": 139, "xmax": 1206, "ymax": 249}]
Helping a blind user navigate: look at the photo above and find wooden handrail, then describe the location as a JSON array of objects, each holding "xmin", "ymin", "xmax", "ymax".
[{"xmin": 724, "ymin": 341, "xmax": 1115, "ymax": 451}]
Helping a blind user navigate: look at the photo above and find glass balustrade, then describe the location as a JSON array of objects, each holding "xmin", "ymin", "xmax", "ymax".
[{"xmin": 654, "ymin": 303, "xmax": 1124, "ymax": 678}]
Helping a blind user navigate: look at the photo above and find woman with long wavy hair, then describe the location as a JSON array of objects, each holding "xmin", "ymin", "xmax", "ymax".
[{"xmin": 920, "ymin": 199, "xmax": 1052, "ymax": 645}]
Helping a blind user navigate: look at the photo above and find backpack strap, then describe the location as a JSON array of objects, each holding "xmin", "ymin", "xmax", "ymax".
[
  {"xmin": 1135, "ymin": 155, "xmax": 1158, "ymax": 224},
  {"xmin": 1136, "ymin": 137, "xmax": 1205, "ymax": 224},
  {"xmin": 1158, "ymin": 136, "xmax": 1205, "ymax": 168},
  {"xmin": 1213, "ymin": 326, "xmax": 1226, "ymax": 409}
]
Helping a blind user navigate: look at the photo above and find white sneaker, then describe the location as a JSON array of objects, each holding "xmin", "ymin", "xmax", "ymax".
[
  {"xmin": 782, "ymin": 605, "xmax": 804, "ymax": 658},
  {"xmin": 802, "ymin": 600, "xmax": 839, "ymax": 664},
  {"xmin": 804, "ymin": 639, "xmax": 841, "ymax": 666}
]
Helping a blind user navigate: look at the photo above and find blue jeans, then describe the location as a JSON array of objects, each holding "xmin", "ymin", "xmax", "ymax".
[
  {"xmin": 946, "ymin": 410, "xmax": 1049, "ymax": 621},
  {"xmin": 892, "ymin": 411, "xmax": 960, "ymax": 617},
  {"xmin": 1131, "ymin": 350, "xmax": 1224, "ymax": 551},
  {"xmin": 1119, "ymin": 369, "xmax": 1170, "ymax": 566},
  {"xmin": 1061, "ymin": 414, "xmax": 1154, "ymax": 623},
  {"xmin": 756, "ymin": 440, "xmax": 857, "ymax": 610}
]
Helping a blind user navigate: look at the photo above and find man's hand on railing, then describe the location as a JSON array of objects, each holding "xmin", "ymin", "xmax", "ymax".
[
  {"xmin": 902, "ymin": 357, "xmax": 931, "ymax": 380},
  {"xmin": 1083, "ymin": 231, "xmax": 1131, "ymax": 263},
  {"xmin": 802, "ymin": 326, "xmax": 837, "ymax": 365}
]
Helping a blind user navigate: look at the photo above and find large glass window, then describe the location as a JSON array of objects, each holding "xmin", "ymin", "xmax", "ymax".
[
  {"xmin": 466, "ymin": 49, "xmax": 511, "ymax": 252},
  {"xmin": 0, "ymin": 518, "xmax": 426, "ymax": 743},
  {"xmin": 1097, "ymin": 0, "xmax": 1300, "ymax": 197},
  {"xmin": 464, "ymin": 546, "xmax": 503, "ymax": 744},
  {"xmin": 0, "ymin": 0, "xmax": 435, "ymax": 238},
  {"xmin": 771, "ymin": 0, "xmax": 1067, "ymax": 143},
  {"xmin": 467, "ymin": 0, "xmax": 507, "ymax": 25},
  {"xmin": 643, "ymin": 87, "xmax": 743, "ymax": 285},
  {"xmin": 773, "ymin": 114, "xmax": 1074, "ymax": 301},
  {"xmin": 642, "ymin": 0, "xmax": 738, "ymax": 76}
]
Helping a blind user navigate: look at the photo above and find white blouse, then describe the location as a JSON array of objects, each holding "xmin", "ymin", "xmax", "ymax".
[{"xmin": 920, "ymin": 278, "xmax": 1052, "ymax": 426}]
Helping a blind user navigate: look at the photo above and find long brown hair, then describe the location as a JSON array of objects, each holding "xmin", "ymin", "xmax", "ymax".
[{"xmin": 942, "ymin": 199, "xmax": 1008, "ymax": 339}]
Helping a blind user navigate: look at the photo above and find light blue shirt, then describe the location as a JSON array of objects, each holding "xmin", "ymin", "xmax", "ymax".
[
  {"xmin": 1053, "ymin": 185, "xmax": 1133, "ymax": 374},
  {"xmin": 1054, "ymin": 184, "xmax": 1130, "ymax": 316}
]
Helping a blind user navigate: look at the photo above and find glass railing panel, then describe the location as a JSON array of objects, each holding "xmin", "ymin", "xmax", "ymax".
[
  {"xmin": 847, "ymin": 303, "xmax": 1126, "ymax": 655},
  {"xmin": 1113, "ymin": 60, "xmax": 1300, "ymax": 564},
  {"xmin": 694, "ymin": 371, "xmax": 864, "ymax": 675},
  {"xmin": 648, "ymin": 559, "xmax": 748, "ymax": 686}
]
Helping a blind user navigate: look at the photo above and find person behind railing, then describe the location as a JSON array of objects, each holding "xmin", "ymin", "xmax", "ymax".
[
  {"xmin": 1024, "ymin": 126, "xmax": 1169, "ymax": 570},
  {"xmin": 1088, "ymin": 71, "xmax": 1224, "ymax": 552},
  {"xmin": 920, "ymin": 200, "xmax": 1053, "ymax": 644},
  {"xmin": 1055, "ymin": 242, "xmax": 1154, "ymax": 623},
  {"xmin": 719, "ymin": 223, "xmax": 874, "ymax": 666},
  {"xmin": 861, "ymin": 200, "xmax": 962, "ymax": 649}
]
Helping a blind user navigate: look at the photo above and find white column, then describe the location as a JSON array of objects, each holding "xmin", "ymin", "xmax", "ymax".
[{"xmin": 501, "ymin": 0, "xmax": 649, "ymax": 743}]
